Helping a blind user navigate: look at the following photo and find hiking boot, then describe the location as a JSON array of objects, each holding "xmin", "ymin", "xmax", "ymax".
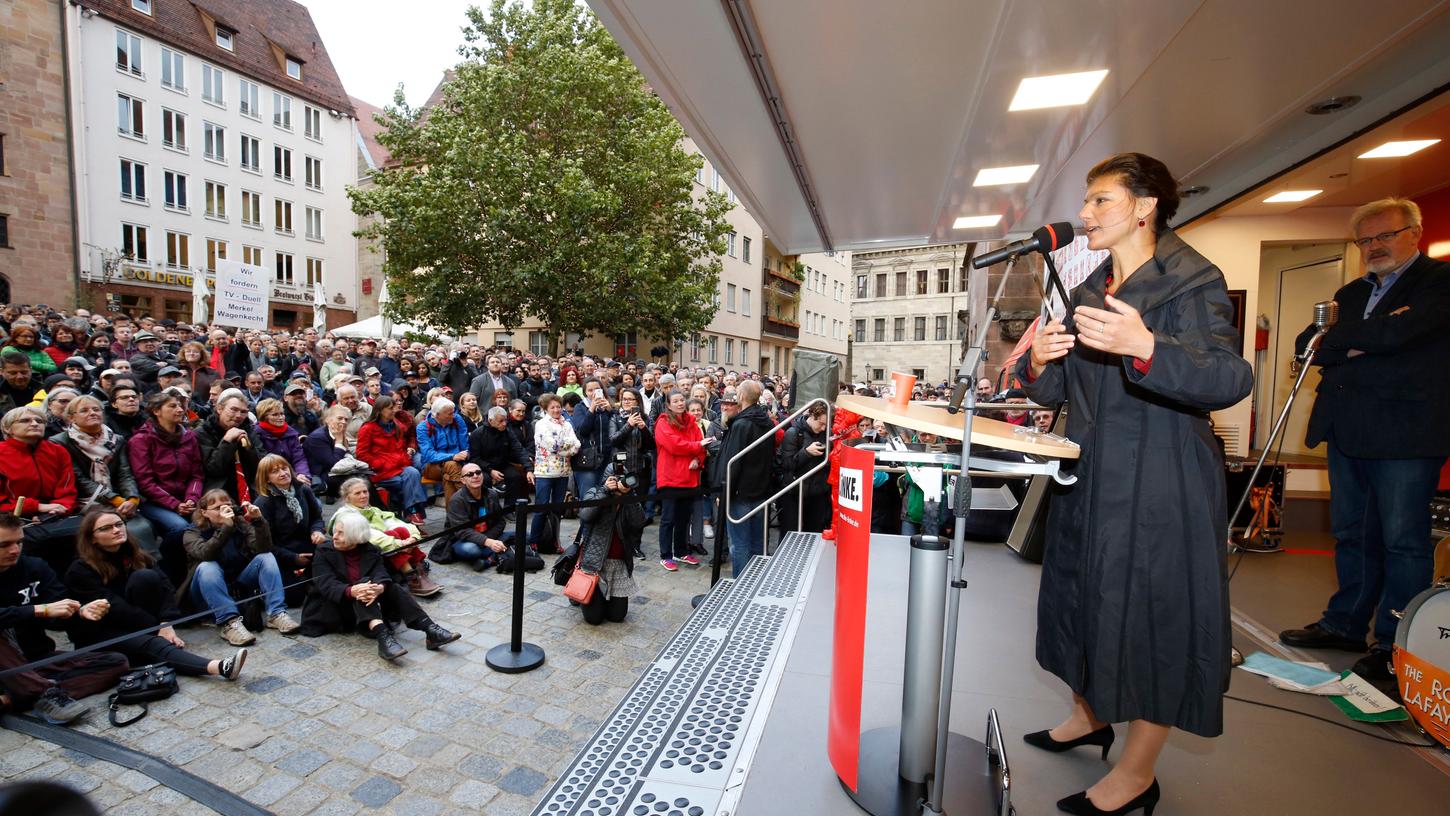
[
  {"xmin": 425, "ymin": 623, "xmax": 460, "ymax": 650},
  {"xmin": 660, "ymin": 559, "xmax": 678, "ymax": 572},
  {"xmin": 266, "ymin": 611, "xmax": 301, "ymax": 634},
  {"xmin": 407, "ymin": 572, "xmax": 443, "ymax": 597},
  {"xmin": 377, "ymin": 628, "xmax": 408, "ymax": 661},
  {"xmin": 219, "ymin": 648, "xmax": 248, "ymax": 681},
  {"xmin": 219, "ymin": 616, "xmax": 257, "ymax": 646},
  {"xmin": 678, "ymin": 554, "xmax": 701, "ymax": 567},
  {"xmin": 34, "ymin": 687, "xmax": 90, "ymax": 724}
]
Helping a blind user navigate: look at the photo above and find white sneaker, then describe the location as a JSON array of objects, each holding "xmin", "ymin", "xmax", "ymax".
[
  {"xmin": 266, "ymin": 611, "xmax": 301, "ymax": 634},
  {"xmin": 703, "ymin": 524, "xmax": 714, "ymax": 539},
  {"xmin": 219, "ymin": 616, "xmax": 257, "ymax": 646}
]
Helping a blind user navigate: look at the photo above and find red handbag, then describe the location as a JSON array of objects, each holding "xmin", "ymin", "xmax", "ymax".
[{"xmin": 563, "ymin": 568, "xmax": 599, "ymax": 605}]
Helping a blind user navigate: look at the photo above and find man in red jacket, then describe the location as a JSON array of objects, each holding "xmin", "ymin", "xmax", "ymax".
[{"xmin": 0, "ymin": 406, "xmax": 80, "ymax": 574}]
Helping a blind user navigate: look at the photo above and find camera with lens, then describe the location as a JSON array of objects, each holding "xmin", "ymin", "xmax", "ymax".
[{"xmin": 611, "ymin": 450, "xmax": 639, "ymax": 491}]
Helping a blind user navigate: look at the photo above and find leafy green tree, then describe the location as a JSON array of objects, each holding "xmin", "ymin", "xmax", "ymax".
[{"xmin": 350, "ymin": 0, "xmax": 733, "ymax": 352}]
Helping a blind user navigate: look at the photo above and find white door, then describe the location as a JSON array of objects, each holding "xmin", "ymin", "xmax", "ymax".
[{"xmin": 1266, "ymin": 257, "xmax": 1343, "ymax": 456}]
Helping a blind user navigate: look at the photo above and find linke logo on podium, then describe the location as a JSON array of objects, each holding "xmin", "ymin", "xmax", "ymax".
[{"xmin": 838, "ymin": 467, "xmax": 864, "ymax": 512}]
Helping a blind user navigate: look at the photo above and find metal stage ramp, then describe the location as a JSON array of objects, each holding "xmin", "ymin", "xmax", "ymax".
[{"xmin": 532, "ymin": 532, "xmax": 824, "ymax": 816}]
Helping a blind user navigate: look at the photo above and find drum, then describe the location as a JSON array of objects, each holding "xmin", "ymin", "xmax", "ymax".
[{"xmin": 1393, "ymin": 583, "xmax": 1450, "ymax": 748}]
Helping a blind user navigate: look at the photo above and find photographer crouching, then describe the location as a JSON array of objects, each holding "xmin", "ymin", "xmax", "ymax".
[{"xmin": 574, "ymin": 455, "xmax": 643, "ymax": 625}]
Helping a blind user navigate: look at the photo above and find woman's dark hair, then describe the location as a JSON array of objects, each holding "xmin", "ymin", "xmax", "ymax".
[
  {"xmin": 142, "ymin": 389, "xmax": 179, "ymax": 415},
  {"xmin": 75, "ymin": 508, "xmax": 153, "ymax": 584},
  {"xmin": 1086, "ymin": 152, "xmax": 1180, "ymax": 232},
  {"xmin": 560, "ymin": 391, "xmax": 583, "ymax": 409},
  {"xmin": 368, "ymin": 395, "xmax": 396, "ymax": 426}
]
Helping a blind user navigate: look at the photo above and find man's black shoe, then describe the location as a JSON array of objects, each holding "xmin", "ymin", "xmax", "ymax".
[
  {"xmin": 425, "ymin": 623, "xmax": 460, "ymax": 650},
  {"xmin": 377, "ymin": 629, "xmax": 408, "ymax": 661},
  {"xmin": 1278, "ymin": 623, "xmax": 1367, "ymax": 653},
  {"xmin": 1351, "ymin": 650, "xmax": 1402, "ymax": 702}
]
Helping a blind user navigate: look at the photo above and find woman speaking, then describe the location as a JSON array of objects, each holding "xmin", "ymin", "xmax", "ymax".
[{"xmin": 1016, "ymin": 153, "xmax": 1252, "ymax": 816}]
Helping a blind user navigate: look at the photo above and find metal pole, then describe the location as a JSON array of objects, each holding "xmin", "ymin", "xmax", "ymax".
[
  {"xmin": 486, "ymin": 498, "xmax": 546, "ymax": 673},
  {"xmin": 1228, "ymin": 342, "xmax": 1321, "ymax": 544},
  {"xmin": 899, "ymin": 532, "xmax": 949, "ymax": 783}
]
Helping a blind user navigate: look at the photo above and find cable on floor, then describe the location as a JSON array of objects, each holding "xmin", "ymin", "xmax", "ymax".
[{"xmin": 1224, "ymin": 694, "xmax": 1438, "ymax": 747}]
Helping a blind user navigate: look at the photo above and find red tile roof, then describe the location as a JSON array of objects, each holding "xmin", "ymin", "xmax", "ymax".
[
  {"xmin": 350, "ymin": 95, "xmax": 391, "ymax": 168},
  {"xmin": 80, "ymin": 0, "xmax": 355, "ymax": 116}
]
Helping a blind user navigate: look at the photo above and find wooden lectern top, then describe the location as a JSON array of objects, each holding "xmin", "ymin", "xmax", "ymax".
[{"xmin": 835, "ymin": 394, "xmax": 1080, "ymax": 459}]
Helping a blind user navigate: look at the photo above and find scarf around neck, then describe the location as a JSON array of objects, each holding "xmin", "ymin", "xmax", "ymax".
[{"xmin": 66, "ymin": 424, "xmax": 118, "ymax": 495}]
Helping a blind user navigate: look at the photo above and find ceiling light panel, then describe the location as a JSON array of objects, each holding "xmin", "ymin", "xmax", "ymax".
[
  {"xmin": 1008, "ymin": 70, "xmax": 1109, "ymax": 111},
  {"xmin": 953, "ymin": 214, "xmax": 1002, "ymax": 229},
  {"xmin": 973, "ymin": 164, "xmax": 1040, "ymax": 186},
  {"xmin": 1356, "ymin": 139, "xmax": 1441, "ymax": 159},
  {"xmin": 1263, "ymin": 190, "xmax": 1322, "ymax": 203}
]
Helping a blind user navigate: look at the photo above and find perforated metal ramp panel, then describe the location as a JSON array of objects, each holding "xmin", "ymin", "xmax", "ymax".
[{"xmin": 533, "ymin": 532, "xmax": 822, "ymax": 816}]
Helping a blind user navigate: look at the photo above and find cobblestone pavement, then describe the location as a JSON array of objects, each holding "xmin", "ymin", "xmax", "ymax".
[{"xmin": 0, "ymin": 507, "xmax": 721, "ymax": 815}]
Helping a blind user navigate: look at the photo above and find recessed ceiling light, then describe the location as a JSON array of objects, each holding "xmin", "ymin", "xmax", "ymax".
[
  {"xmin": 1263, "ymin": 190, "xmax": 1322, "ymax": 203},
  {"xmin": 1008, "ymin": 70, "xmax": 1109, "ymax": 111},
  {"xmin": 1357, "ymin": 139, "xmax": 1441, "ymax": 159},
  {"xmin": 973, "ymin": 165, "xmax": 1040, "ymax": 186},
  {"xmin": 953, "ymin": 214, "xmax": 1002, "ymax": 230},
  {"xmin": 1180, "ymin": 185, "xmax": 1210, "ymax": 198},
  {"xmin": 1305, "ymin": 96, "xmax": 1361, "ymax": 115},
  {"xmin": 1428, "ymin": 240, "xmax": 1450, "ymax": 259}
]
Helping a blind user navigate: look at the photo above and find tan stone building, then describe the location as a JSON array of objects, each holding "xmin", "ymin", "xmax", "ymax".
[{"xmin": 0, "ymin": 0, "xmax": 78, "ymax": 305}]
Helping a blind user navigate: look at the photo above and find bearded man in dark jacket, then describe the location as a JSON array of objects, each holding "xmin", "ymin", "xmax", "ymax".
[{"xmin": 711, "ymin": 381, "xmax": 777, "ymax": 576}]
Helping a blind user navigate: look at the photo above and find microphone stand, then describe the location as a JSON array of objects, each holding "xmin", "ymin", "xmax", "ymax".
[{"xmin": 1228, "ymin": 326, "xmax": 1330, "ymax": 554}]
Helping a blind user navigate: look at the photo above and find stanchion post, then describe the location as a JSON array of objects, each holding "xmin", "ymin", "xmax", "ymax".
[
  {"xmin": 486, "ymin": 498, "xmax": 546, "ymax": 673},
  {"xmin": 693, "ymin": 492, "xmax": 728, "ymax": 609}
]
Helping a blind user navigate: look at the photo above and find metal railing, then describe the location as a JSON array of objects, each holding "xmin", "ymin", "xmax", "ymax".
[{"xmin": 724, "ymin": 396, "xmax": 833, "ymax": 534}]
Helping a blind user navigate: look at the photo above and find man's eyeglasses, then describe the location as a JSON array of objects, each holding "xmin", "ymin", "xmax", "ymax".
[
  {"xmin": 461, "ymin": 470, "xmax": 484, "ymax": 478},
  {"xmin": 1353, "ymin": 225, "xmax": 1415, "ymax": 249}
]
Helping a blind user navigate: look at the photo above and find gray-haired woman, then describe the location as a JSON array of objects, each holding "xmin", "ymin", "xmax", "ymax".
[{"xmin": 50, "ymin": 395, "xmax": 159, "ymax": 559}]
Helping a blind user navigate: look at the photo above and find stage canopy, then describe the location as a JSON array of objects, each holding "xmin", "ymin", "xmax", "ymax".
[{"xmin": 587, "ymin": 0, "xmax": 1450, "ymax": 252}]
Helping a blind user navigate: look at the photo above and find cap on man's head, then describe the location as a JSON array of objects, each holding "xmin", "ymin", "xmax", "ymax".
[
  {"xmin": 64, "ymin": 356, "xmax": 95, "ymax": 371},
  {"xmin": 364, "ymin": 367, "xmax": 381, "ymax": 377},
  {"xmin": 157, "ymin": 365, "xmax": 182, "ymax": 377},
  {"xmin": 720, "ymin": 390, "xmax": 739, "ymax": 404},
  {"xmin": 100, "ymin": 368, "xmax": 120, "ymax": 379},
  {"xmin": 348, "ymin": 374, "xmax": 365, "ymax": 383},
  {"xmin": 285, "ymin": 382, "xmax": 307, "ymax": 396},
  {"xmin": 133, "ymin": 330, "xmax": 159, "ymax": 342},
  {"xmin": 288, "ymin": 370, "xmax": 310, "ymax": 380}
]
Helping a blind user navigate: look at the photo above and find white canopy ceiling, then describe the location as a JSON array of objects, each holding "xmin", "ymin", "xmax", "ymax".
[{"xmin": 588, "ymin": 0, "xmax": 1450, "ymax": 252}]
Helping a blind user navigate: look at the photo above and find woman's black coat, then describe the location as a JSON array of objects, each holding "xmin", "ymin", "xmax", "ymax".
[
  {"xmin": 298, "ymin": 541, "xmax": 392, "ymax": 636},
  {"xmin": 1015, "ymin": 229, "xmax": 1253, "ymax": 737},
  {"xmin": 255, "ymin": 482, "xmax": 325, "ymax": 557}
]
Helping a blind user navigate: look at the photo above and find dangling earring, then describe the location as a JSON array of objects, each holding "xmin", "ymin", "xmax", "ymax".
[{"xmin": 1138, "ymin": 219, "xmax": 1146, "ymax": 228}]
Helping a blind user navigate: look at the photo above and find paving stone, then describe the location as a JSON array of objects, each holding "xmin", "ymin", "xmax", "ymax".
[
  {"xmin": 401, "ymin": 733, "xmax": 449, "ymax": 759},
  {"xmin": 271, "ymin": 784, "xmax": 330, "ymax": 816},
  {"xmin": 350, "ymin": 775, "xmax": 403, "ymax": 808},
  {"xmin": 277, "ymin": 748, "xmax": 331, "ymax": 776},
  {"xmin": 242, "ymin": 675, "xmax": 289, "ymax": 695},
  {"xmin": 311, "ymin": 760, "xmax": 367, "ymax": 792},
  {"xmin": 243, "ymin": 772, "xmax": 302, "ymax": 806},
  {"xmin": 457, "ymin": 752, "xmax": 505, "ymax": 781},
  {"xmin": 51, "ymin": 768, "xmax": 102, "ymax": 794},
  {"xmin": 113, "ymin": 768, "xmax": 160, "ymax": 793},
  {"xmin": 369, "ymin": 751, "xmax": 418, "ymax": 778},
  {"xmin": 280, "ymin": 641, "xmax": 321, "ymax": 659},
  {"xmin": 497, "ymin": 765, "xmax": 549, "ymax": 797},
  {"xmin": 216, "ymin": 722, "xmax": 271, "ymax": 750},
  {"xmin": 343, "ymin": 740, "xmax": 387, "ymax": 765},
  {"xmin": 251, "ymin": 736, "xmax": 299, "ymax": 764},
  {"xmin": 387, "ymin": 795, "xmax": 445, "ymax": 816}
]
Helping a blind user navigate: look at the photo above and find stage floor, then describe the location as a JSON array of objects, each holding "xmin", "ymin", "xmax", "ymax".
[{"xmin": 736, "ymin": 534, "xmax": 1450, "ymax": 816}]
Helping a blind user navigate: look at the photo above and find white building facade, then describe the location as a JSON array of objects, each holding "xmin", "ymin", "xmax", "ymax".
[{"xmin": 67, "ymin": 0, "xmax": 359, "ymax": 329}]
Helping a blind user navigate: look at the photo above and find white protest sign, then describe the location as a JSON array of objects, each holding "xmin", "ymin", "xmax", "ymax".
[{"xmin": 213, "ymin": 259, "xmax": 268, "ymax": 330}]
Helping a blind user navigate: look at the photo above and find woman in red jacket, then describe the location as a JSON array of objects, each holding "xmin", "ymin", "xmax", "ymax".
[
  {"xmin": 653, "ymin": 390, "xmax": 714, "ymax": 571},
  {"xmin": 0, "ymin": 405, "xmax": 79, "ymax": 573},
  {"xmin": 355, "ymin": 396, "xmax": 429, "ymax": 524}
]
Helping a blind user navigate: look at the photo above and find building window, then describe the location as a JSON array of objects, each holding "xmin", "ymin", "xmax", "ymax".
[
  {"xmin": 937, "ymin": 268, "xmax": 950, "ymax": 294},
  {"xmin": 708, "ymin": 335, "xmax": 719, "ymax": 363},
  {"xmin": 528, "ymin": 330, "xmax": 549, "ymax": 357},
  {"xmin": 239, "ymin": 79, "xmax": 259, "ymax": 119},
  {"xmin": 216, "ymin": 27, "xmax": 234, "ymax": 51},
  {"xmin": 162, "ymin": 170, "xmax": 187, "ymax": 211},
  {"xmin": 893, "ymin": 317, "xmax": 905, "ymax": 342},
  {"xmin": 856, "ymin": 274, "xmax": 868, "ymax": 299},
  {"xmin": 872, "ymin": 318, "xmax": 885, "ymax": 342},
  {"xmin": 726, "ymin": 283, "xmax": 736, "ymax": 312},
  {"xmin": 165, "ymin": 231, "xmax": 189, "ymax": 270},
  {"xmin": 741, "ymin": 288, "xmax": 751, "ymax": 316},
  {"xmin": 870, "ymin": 368, "xmax": 884, "ymax": 382},
  {"xmin": 305, "ymin": 106, "xmax": 322, "ymax": 141},
  {"xmin": 274, "ymin": 145, "xmax": 292, "ymax": 181},
  {"xmin": 913, "ymin": 316, "xmax": 926, "ymax": 341},
  {"xmin": 305, "ymin": 206, "xmax": 322, "ymax": 240},
  {"xmin": 854, "ymin": 319, "xmax": 865, "ymax": 342},
  {"xmin": 286, "ymin": 57, "xmax": 303, "ymax": 81},
  {"xmin": 116, "ymin": 30, "xmax": 143, "ymax": 76},
  {"xmin": 159, "ymin": 48, "xmax": 185, "ymax": 90},
  {"xmin": 162, "ymin": 109, "xmax": 187, "ymax": 151},
  {"xmin": 240, "ymin": 134, "xmax": 260, "ymax": 172},
  {"xmin": 0, "ymin": 134, "xmax": 5, "ymax": 175},
  {"xmin": 206, "ymin": 238, "xmax": 226, "ymax": 272},
  {"xmin": 121, "ymin": 223, "xmax": 148, "ymax": 262},
  {"xmin": 274, "ymin": 199, "xmax": 293, "ymax": 234},
  {"xmin": 203, "ymin": 122, "xmax": 225, "ymax": 162},
  {"xmin": 0, "ymin": 215, "xmax": 8, "ymax": 249},
  {"xmin": 275, "ymin": 252, "xmax": 294, "ymax": 284},
  {"xmin": 117, "ymin": 94, "xmax": 144, "ymax": 139},
  {"xmin": 205, "ymin": 181, "xmax": 226, "ymax": 219},
  {"xmin": 711, "ymin": 168, "xmax": 720, "ymax": 192},
  {"xmin": 895, "ymin": 271, "xmax": 907, "ymax": 297},
  {"xmin": 742, "ymin": 236, "xmax": 752, "ymax": 264},
  {"xmin": 273, "ymin": 94, "xmax": 292, "ymax": 130},
  {"xmin": 916, "ymin": 270, "xmax": 928, "ymax": 295},
  {"xmin": 689, "ymin": 334, "xmax": 701, "ymax": 362},
  {"xmin": 304, "ymin": 156, "xmax": 322, "ymax": 190},
  {"xmin": 241, "ymin": 245, "xmax": 262, "ymax": 266},
  {"xmin": 725, "ymin": 338, "xmax": 734, "ymax": 364},
  {"xmin": 874, "ymin": 273, "xmax": 886, "ymax": 298},
  {"xmin": 306, "ymin": 257, "xmax": 323, "ymax": 287},
  {"xmin": 119, "ymin": 159, "xmax": 147, "ymax": 202},
  {"xmin": 959, "ymin": 266, "xmax": 968, "ymax": 292},
  {"xmin": 201, "ymin": 64, "xmax": 224, "ymax": 105},
  {"xmin": 240, "ymin": 190, "xmax": 261, "ymax": 227},
  {"xmin": 726, "ymin": 231, "xmax": 737, "ymax": 258},
  {"xmin": 131, "ymin": 0, "xmax": 152, "ymax": 14},
  {"xmin": 803, "ymin": 310, "xmax": 811, "ymax": 334},
  {"xmin": 935, "ymin": 315, "xmax": 948, "ymax": 341}
]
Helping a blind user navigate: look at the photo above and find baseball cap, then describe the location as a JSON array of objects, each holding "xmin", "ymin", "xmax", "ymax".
[
  {"xmin": 157, "ymin": 365, "xmax": 182, "ymax": 377},
  {"xmin": 285, "ymin": 382, "xmax": 307, "ymax": 395},
  {"xmin": 720, "ymin": 389, "xmax": 739, "ymax": 404},
  {"xmin": 364, "ymin": 366, "xmax": 381, "ymax": 377},
  {"xmin": 133, "ymin": 330, "xmax": 159, "ymax": 342}
]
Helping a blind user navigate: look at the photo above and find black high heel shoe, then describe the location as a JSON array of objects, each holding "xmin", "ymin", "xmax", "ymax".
[
  {"xmin": 1057, "ymin": 778, "xmax": 1159, "ymax": 815},
  {"xmin": 1022, "ymin": 724, "xmax": 1115, "ymax": 759}
]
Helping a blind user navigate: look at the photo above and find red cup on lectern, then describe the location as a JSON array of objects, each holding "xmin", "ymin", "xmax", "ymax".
[{"xmin": 890, "ymin": 372, "xmax": 916, "ymax": 407}]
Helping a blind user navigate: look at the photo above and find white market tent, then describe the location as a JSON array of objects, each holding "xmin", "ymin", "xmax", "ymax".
[{"xmin": 327, "ymin": 314, "xmax": 458, "ymax": 342}]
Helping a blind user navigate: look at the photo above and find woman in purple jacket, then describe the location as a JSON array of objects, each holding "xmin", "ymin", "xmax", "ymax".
[
  {"xmin": 253, "ymin": 398, "xmax": 311, "ymax": 481},
  {"xmin": 128, "ymin": 391, "xmax": 203, "ymax": 549}
]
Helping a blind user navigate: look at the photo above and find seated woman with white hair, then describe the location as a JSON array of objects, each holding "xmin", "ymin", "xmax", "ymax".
[
  {"xmin": 414, "ymin": 397, "xmax": 470, "ymax": 504},
  {"xmin": 299, "ymin": 510, "xmax": 459, "ymax": 662}
]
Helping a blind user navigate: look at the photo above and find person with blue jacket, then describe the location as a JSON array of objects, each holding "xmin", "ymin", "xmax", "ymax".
[
  {"xmin": 569, "ymin": 379, "xmax": 615, "ymax": 501},
  {"xmin": 414, "ymin": 398, "xmax": 469, "ymax": 505}
]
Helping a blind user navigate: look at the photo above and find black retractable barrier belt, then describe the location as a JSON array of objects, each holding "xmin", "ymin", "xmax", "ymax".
[
  {"xmin": 0, "ymin": 486, "xmax": 719, "ymax": 680},
  {"xmin": 0, "ymin": 713, "xmax": 275, "ymax": 816}
]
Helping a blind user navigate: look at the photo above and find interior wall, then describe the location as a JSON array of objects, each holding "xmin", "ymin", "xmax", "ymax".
[{"xmin": 1413, "ymin": 185, "xmax": 1450, "ymax": 256}]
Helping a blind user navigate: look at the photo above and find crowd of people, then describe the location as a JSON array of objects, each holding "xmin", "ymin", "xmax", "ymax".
[{"xmin": 0, "ymin": 302, "xmax": 816, "ymax": 725}]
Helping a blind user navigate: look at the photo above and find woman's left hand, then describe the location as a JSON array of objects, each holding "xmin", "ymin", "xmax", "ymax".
[
  {"xmin": 159, "ymin": 625, "xmax": 185, "ymax": 648},
  {"xmin": 1073, "ymin": 295, "xmax": 1155, "ymax": 360}
]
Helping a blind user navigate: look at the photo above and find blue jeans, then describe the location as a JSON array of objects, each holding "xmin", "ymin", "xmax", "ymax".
[
  {"xmin": 529, "ymin": 477, "xmax": 568, "ymax": 546},
  {"xmin": 190, "ymin": 552, "xmax": 287, "ymax": 624},
  {"xmin": 574, "ymin": 467, "xmax": 604, "ymax": 502},
  {"xmin": 727, "ymin": 497, "xmax": 766, "ymax": 577},
  {"xmin": 658, "ymin": 488, "xmax": 694, "ymax": 560},
  {"xmin": 376, "ymin": 466, "xmax": 428, "ymax": 513},
  {"xmin": 453, "ymin": 531, "xmax": 514, "ymax": 565},
  {"xmin": 1320, "ymin": 446, "xmax": 1445, "ymax": 648},
  {"xmin": 140, "ymin": 502, "xmax": 192, "ymax": 546}
]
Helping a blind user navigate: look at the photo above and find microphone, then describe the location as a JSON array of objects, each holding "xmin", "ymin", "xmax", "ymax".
[
  {"xmin": 971, "ymin": 222, "xmax": 1076, "ymax": 269},
  {"xmin": 1300, "ymin": 300, "xmax": 1339, "ymax": 362},
  {"xmin": 945, "ymin": 379, "xmax": 970, "ymax": 415}
]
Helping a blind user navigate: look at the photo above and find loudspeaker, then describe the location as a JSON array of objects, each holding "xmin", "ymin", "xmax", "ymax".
[{"xmin": 790, "ymin": 350, "xmax": 841, "ymax": 409}]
